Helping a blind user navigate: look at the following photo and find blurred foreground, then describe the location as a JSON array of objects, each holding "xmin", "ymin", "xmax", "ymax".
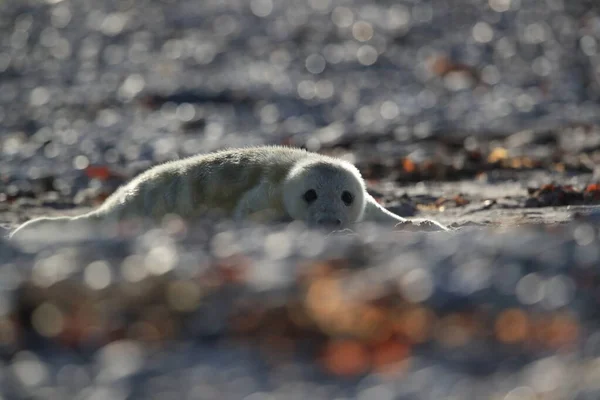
[{"xmin": 1, "ymin": 220, "xmax": 600, "ymax": 399}]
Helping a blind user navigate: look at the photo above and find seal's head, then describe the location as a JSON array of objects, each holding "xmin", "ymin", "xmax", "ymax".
[{"xmin": 282, "ymin": 158, "xmax": 366, "ymax": 229}]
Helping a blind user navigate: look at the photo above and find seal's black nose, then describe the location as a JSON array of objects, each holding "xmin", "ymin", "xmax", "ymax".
[{"xmin": 317, "ymin": 218, "xmax": 342, "ymax": 228}]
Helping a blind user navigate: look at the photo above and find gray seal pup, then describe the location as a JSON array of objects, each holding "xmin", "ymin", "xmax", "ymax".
[{"xmin": 10, "ymin": 146, "xmax": 448, "ymax": 240}]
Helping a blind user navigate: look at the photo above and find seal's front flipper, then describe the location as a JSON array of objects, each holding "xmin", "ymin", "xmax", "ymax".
[{"xmin": 361, "ymin": 194, "xmax": 450, "ymax": 231}]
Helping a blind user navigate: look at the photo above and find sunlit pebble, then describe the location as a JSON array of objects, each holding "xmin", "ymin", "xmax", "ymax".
[
  {"xmin": 473, "ymin": 22, "xmax": 494, "ymax": 43},
  {"xmin": 314, "ymin": 121, "xmax": 344, "ymax": 146},
  {"xmin": 248, "ymin": 260, "xmax": 289, "ymax": 291},
  {"xmin": 250, "ymin": 0, "xmax": 273, "ymax": 17},
  {"xmin": 323, "ymin": 44, "xmax": 344, "ymax": 64},
  {"xmin": 297, "ymin": 80, "xmax": 316, "ymax": 100},
  {"xmin": 504, "ymin": 386, "xmax": 537, "ymax": 400},
  {"xmin": 211, "ymin": 231, "xmax": 240, "ymax": 259},
  {"xmin": 31, "ymin": 302, "xmax": 64, "ymax": 338},
  {"xmin": 11, "ymin": 351, "xmax": 49, "ymax": 387},
  {"xmin": 121, "ymin": 255, "xmax": 147, "ymax": 283},
  {"xmin": 80, "ymin": 137, "xmax": 97, "ymax": 156},
  {"xmin": 581, "ymin": 35, "xmax": 597, "ymax": 56},
  {"xmin": 94, "ymin": 110, "xmax": 118, "ymax": 129},
  {"xmin": 128, "ymin": 43, "xmax": 150, "ymax": 64},
  {"xmin": 162, "ymin": 39, "xmax": 183, "ymax": 60},
  {"xmin": 159, "ymin": 101, "xmax": 178, "ymax": 119},
  {"xmin": 523, "ymin": 23, "xmax": 547, "ymax": 44},
  {"xmin": 542, "ymin": 276, "xmax": 574, "ymax": 309},
  {"xmin": 495, "ymin": 37, "xmax": 516, "ymax": 58},
  {"xmin": 119, "ymin": 74, "xmax": 145, "ymax": 99},
  {"xmin": 203, "ymin": 122, "xmax": 224, "ymax": 143},
  {"xmin": 352, "ymin": 21, "xmax": 374, "ymax": 42},
  {"xmin": 451, "ymin": 259, "xmax": 492, "ymax": 294},
  {"xmin": 515, "ymin": 93, "xmax": 535, "ymax": 112},
  {"xmin": 32, "ymin": 254, "xmax": 67, "ymax": 287},
  {"xmin": 532, "ymin": 56, "xmax": 552, "ymax": 76},
  {"xmin": 194, "ymin": 42, "xmax": 217, "ymax": 65},
  {"xmin": 527, "ymin": 356, "xmax": 566, "ymax": 393},
  {"xmin": 355, "ymin": 106, "xmax": 375, "ymax": 127},
  {"xmin": 414, "ymin": 122, "xmax": 433, "ymax": 139},
  {"xmin": 357, "ymin": 45, "xmax": 378, "ymax": 66},
  {"xmin": 175, "ymin": 103, "xmax": 196, "ymax": 122},
  {"xmin": 489, "ymin": 0, "xmax": 511, "ymax": 12},
  {"xmin": 444, "ymin": 71, "xmax": 475, "ymax": 91},
  {"xmin": 154, "ymin": 137, "xmax": 178, "ymax": 158},
  {"xmin": 399, "ymin": 268, "xmax": 433, "ymax": 303},
  {"xmin": 331, "ymin": 6, "xmax": 353, "ymax": 28},
  {"xmin": 309, "ymin": 0, "xmax": 330, "ymax": 11},
  {"xmin": 10, "ymin": 29, "xmax": 28, "ymax": 49},
  {"xmin": 97, "ymin": 341, "xmax": 144, "ymax": 381},
  {"xmin": 72, "ymin": 155, "xmax": 89, "ymax": 170},
  {"xmin": 51, "ymin": 5, "xmax": 72, "ymax": 28},
  {"xmin": 100, "ymin": 13, "xmax": 129, "ymax": 36},
  {"xmin": 264, "ymin": 232, "xmax": 292, "ymax": 260},
  {"xmin": 384, "ymin": 6, "xmax": 410, "ymax": 32},
  {"xmin": 305, "ymin": 137, "xmax": 321, "ymax": 152},
  {"xmin": 380, "ymin": 101, "xmax": 399, "ymax": 120},
  {"xmin": 84, "ymin": 260, "xmax": 112, "ymax": 290},
  {"xmin": 77, "ymin": 68, "xmax": 97, "ymax": 83},
  {"xmin": 305, "ymin": 54, "xmax": 326, "ymax": 74},
  {"xmin": 145, "ymin": 245, "xmax": 178, "ymax": 276},
  {"xmin": 259, "ymin": 104, "xmax": 279, "ymax": 124},
  {"xmin": 2, "ymin": 134, "xmax": 24, "ymax": 156},
  {"xmin": 283, "ymin": 115, "xmax": 311, "ymax": 134},
  {"xmin": 44, "ymin": 143, "xmax": 61, "ymax": 158},
  {"xmin": 50, "ymin": 37, "xmax": 72, "ymax": 59},
  {"xmin": 213, "ymin": 14, "xmax": 238, "ymax": 36},
  {"xmin": 30, "ymin": 87, "xmax": 51, "ymax": 107},
  {"xmin": 412, "ymin": 3, "xmax": 433, "ymax": 23},
  {"xmin": 481, "ymin": 65, "xmax": 501, "ymax": 85},
  {"xmin": 315, "ymin": 79, "xmax": 334, "ymax": 99},
  {"xmin": 270, "ymin": 48, "xmax": 291, "ymax": 68},
  {"xmin": 15, "ymin": 13, "xmax": 33, "ymax": 32},
  {"xmin": 417, "ymin": 89, "xmax": 437, "ymax": 108},
  {"xmin": 516, "ymin": 273, "xmax": 544, "ymax": 305},
  {"xmin": 488, "ymin": 97, "xmax": 512, "ymax": 118},
  {"xmin": 574, "ymin": 224, "xmax": 595, "ymax": 246},
  {"xmin": 39, "ymin": 26, "xmax": 59, "ymax": 47}
]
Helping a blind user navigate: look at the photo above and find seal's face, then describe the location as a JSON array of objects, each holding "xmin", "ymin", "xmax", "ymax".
[{"xmin": 283, "ymin": 160, "xmax": 366, "ymax": 229}]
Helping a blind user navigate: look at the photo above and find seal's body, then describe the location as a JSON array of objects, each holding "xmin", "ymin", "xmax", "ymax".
[{"xmin": 10, "ymin": 146, "xmax": 448, "ymax": 240}]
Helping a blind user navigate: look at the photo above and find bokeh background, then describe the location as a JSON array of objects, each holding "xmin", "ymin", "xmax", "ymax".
[{"xmin": 3, "ymin": 0, "xmax": 600, "ymax": 399}]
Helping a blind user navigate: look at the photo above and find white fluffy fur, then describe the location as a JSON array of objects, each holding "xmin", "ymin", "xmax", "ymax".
[{"xmin": 9, "ymin": 146, "xmax": 448, "ymax": 240}]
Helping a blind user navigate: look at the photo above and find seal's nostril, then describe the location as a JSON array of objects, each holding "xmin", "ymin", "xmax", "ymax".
[{"xmin": 317, "ymin": 218, "xmax": 342, "ymax": 227}]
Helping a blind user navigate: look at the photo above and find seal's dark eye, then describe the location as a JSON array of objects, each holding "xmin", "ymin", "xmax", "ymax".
[
  {"xmin": 303, "ymin": 189, "xmax": 317, "ymax": 203},
  {"xmin": 341, "ymin": 191, "xmax": 354, "ymax": 206}
]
